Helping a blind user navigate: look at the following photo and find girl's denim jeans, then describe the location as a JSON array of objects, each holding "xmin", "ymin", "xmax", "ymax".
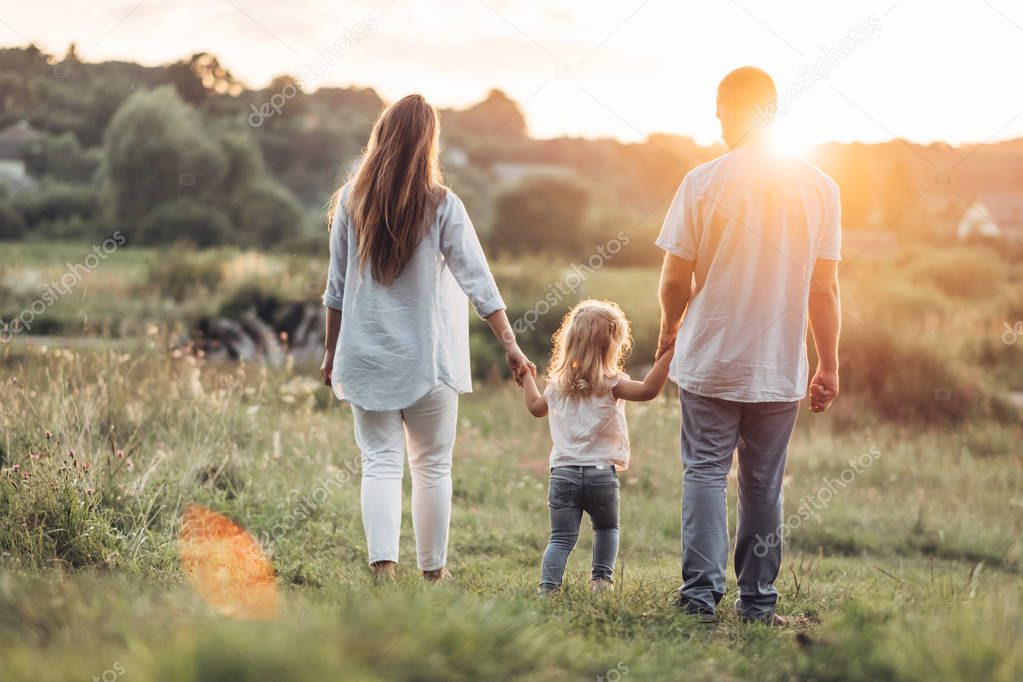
[{"xmin": 540, "ymin": 465, "xmax": 620, "ymax": 589}]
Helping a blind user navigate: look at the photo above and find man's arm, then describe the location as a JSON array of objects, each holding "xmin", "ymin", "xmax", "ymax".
[
  {"xmin": 807, "ymin": 258, "xmax": 841, "ymax": 412},
  {"xmin": 656, "ymin": 253, "xmax": 695, "ymax": 359}
]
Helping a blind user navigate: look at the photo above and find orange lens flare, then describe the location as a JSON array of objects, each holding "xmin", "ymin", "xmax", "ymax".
[{"xmin": 178, "ymin": 504, "xmax": 279, "ymax": 621}]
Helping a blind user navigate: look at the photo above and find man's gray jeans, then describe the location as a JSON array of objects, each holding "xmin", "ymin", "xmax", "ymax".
[{"xmin": 678, "ymin": 389, "xmax": 799, "ymax": 619}]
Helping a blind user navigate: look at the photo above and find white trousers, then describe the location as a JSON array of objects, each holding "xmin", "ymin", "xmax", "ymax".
[{"xmin": 352, "ymin": 385, "xmax": 458, "ymax": 570}]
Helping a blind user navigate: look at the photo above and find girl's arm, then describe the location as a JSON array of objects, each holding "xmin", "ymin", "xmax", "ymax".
[
  {"xmin": 521, "ymin": 369, "xmax": 548, "ymax": 417},
  {"xmin": 612, "ymin": 349, "xmax": 674, "ymax": 402}
]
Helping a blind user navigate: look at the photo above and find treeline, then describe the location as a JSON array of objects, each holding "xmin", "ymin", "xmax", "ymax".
[{"xmin": 0, "ymin": 44, "xmax": 1007, "ymax": 261}]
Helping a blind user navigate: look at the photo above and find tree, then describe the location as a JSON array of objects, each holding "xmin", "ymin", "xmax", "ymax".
[
  {"xmin": 163, "ymin": 52, "xmax": 240, "ymax": 104},
  {"xmin": 63, "ymin": 42, "xmax": 81, "ymax": 63},
  {"xmin": 446, "ymin": 89, "xmax": 527, "ymax": 139},
  {"xmin": 215, "ymin": 129, "xmax": 266, "ymax": 198},
  {"xmin": 490, "ymin": 176, "xmax": 589, "ymax": 256},
  {"xmin": 101, "ymin": 86, "xmax": 230, "ymax": 232}
]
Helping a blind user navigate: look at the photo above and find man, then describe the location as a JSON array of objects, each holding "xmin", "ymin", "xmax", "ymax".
[{"xmin": 655, "ymin": 66, "xmax": 842, "ymax": 624}]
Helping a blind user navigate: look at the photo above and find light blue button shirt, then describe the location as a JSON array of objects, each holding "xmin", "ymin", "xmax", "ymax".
[{"xmin": 323, "ymin": 188, "xmax": 505, "ymax": 411}]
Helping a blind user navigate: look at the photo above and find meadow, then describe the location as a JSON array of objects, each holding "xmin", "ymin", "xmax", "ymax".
[{"xmin": 0, "ymin": 239, "xmax": 1022, "ymax": 681}]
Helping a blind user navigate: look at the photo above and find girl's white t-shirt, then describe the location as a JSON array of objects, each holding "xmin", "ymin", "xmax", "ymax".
[{"xmin": 544, "ymin": 376, "xmax": 630, "ymax": 470}]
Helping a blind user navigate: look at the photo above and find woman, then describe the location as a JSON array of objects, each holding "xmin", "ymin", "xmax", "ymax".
[{"xmin": 320, "ymin": 94, "xmax": 531, "ymax": 582}]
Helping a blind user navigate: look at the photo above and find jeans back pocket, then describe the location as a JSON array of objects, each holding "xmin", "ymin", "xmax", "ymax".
[{"xmin": 548, "ymin": 475, "xmax": 581, "ymax": 509}]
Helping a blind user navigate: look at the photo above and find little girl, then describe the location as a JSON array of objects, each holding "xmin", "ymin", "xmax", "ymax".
[{"xmin": 521, "ymin": 299, "xmax": 673, "ymax": 593}]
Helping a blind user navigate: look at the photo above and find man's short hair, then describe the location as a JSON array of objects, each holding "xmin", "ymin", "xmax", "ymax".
[{"xmin": 717, "ymin": 67, "xmax": 777, "ymax": 118}]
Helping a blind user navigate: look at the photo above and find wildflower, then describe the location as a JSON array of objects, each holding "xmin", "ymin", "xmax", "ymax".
[
  {"xmin": 126, "ymin": 458, "xmax": 134, "ymax": 471},
  {"xmin": 68, "ymin": 448, "xmax": 76, "ymax": 457},
  {"xmin": 45, "ymin": 431, "xmax": 52, "ymax": 440},
  {"xmin": 85, "ymin": 487, "xmax": 94, "ymax": 495},
  {"xmin": 116, "ymin": 449, "xmax": 125, "ymax": 458},
  {"xmin": 82, "ymin": 462, "xmax": 90, "ymax": 472}
]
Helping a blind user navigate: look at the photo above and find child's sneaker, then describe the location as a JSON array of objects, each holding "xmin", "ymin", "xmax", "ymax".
[{"xmin": 591, "ymin": 579, "xmax": 614, "ymax": 594}]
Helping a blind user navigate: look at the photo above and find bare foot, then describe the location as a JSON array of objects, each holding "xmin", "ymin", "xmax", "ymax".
[
  {"xmin": 422, "ymin": 567, "xmax": 451, "ymax": 583},
  {"xmin": 371, "ymin": 560, "xmax": 396, "ymax": 584}
]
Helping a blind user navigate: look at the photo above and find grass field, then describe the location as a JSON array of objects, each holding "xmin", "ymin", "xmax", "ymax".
[
  {"xmin": 1, "ymin": 241, "xmax": 1022, "ymax": 680},
  {"xmin": 1, "ymin": 338, "xmax": 1021, "ymax": 681}
]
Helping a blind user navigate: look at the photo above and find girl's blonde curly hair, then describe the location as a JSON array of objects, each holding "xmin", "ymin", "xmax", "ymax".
[{"xmin": 546, "ymin": 299, "xmax": 632, "ymax": 396}]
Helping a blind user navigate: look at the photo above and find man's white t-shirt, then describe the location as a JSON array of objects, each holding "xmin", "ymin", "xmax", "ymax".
[{"xmin": 656, "ymin": 146, "xmax": 842, "ymax": 403}]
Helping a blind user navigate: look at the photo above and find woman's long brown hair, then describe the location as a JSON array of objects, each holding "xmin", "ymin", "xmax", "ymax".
[{"xmin": 329, "ymin": 94, "xmax": 445, "ymax": 285}]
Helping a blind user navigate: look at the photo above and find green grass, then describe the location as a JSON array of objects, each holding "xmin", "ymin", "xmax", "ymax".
[{"xmin": 1, "ymin": 341, "xmax": 1021, "ymax": 681}]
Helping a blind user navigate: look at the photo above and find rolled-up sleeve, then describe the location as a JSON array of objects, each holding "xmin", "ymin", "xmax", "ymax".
[
  {"xmin": 322, "ymin": 202, "xmax": 348, "ymax": 310},
  {"xmin": 655, "ymin": 173, "xmax": 701, "ymax": 261},
  {"xmin": 440, "ymin": 193, "xmax": 505, "ymax": 319}
]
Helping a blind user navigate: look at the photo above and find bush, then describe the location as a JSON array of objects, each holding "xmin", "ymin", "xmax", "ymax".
[
  {"xmin": 0, "ymin": 201, "xmax": 25, "ymax": 240},
  {"xmin": 277, "ymin": 230, "xmax": 327, "ymax": 256},
  {"xmin": 29, "ymin": 214, "xmax": 107, "ymax": 241},
  {"xmin": 232, "ymin": 182, "xmax": 304, "ymax": 247},
  {"xmin": 835, "ymin": 313, "xmax": 1014, "ymax": 425},
  {"xmin": 137, "ymin": 199, "xmax": 234, "ymax": 248},
  {"xmin": 22, "ymin": 131, "xmax": 102, "ymax": 183},
  {"xmin": 902, "ymin": 246, "xmax": 1007, "ymax": 299},
  {"xmin": 13, "ymin": 181, "xmax": 97, "ymax": 227},
  {"xmin": 490, "ymin": 176, "xmax": 590, "ymax": 257},
  {"xmin": 145, "ymin": 248, "xmax": 225, "ymax": 301}
]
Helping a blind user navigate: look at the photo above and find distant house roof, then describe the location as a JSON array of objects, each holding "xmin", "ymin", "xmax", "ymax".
[
  {"xmin": 0, "ymin": 120, "xmax": 39, "ymax": 160},
  {"xmin": 958, "ymin": 192, "xmax": 1023, "ymax": 241},
  {"xmin": 976, "ymin": 193, "xmax": 1023, "ymax": 227}
]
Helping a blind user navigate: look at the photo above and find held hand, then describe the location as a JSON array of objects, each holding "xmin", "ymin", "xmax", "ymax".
[
  {"xmin": 519, "ymin": 361, "xmax": 538, "ymax": 388},
  {"xmin": 808, "ymin": 368, "xmax": 839, "ymax": 412},
  {"xmin": 505, "ymin": 346, "xmax": 532, "ymax": 386},
  {"xmin": 320, "ymin": 350, "xmax": 334, "ymax": 387},
  {"xmin": 655, "ymin": 331, "xmax": 676, "ymax": 361}
]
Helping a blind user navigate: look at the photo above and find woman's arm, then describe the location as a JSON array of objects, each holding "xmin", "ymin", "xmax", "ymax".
[
  {"xmin": 521, "ymin": 368, "xmax": 548, "ymax": 417},
  {"xmin": 440, "ymin": 194, "xmax": 531, "ymax": 380},
  {"xmin": 484, "ymin": 309, "xmax": 532, "ymax": 383},
  {"xmin": 321, "ymin": 306, "xmax": 341, "ymax": 386},
  {"xmin": 611, "ymin": 350, "xmax": 674, "ymax": 402},
  {"xmin": 321, "ymin": 197, "xmax": 348, "ymax": 387}
]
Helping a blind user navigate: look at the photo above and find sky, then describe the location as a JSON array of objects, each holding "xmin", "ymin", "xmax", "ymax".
[{"xmin": 2, "ymin": 0, "xmax": 1022, "ymax": 148}]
